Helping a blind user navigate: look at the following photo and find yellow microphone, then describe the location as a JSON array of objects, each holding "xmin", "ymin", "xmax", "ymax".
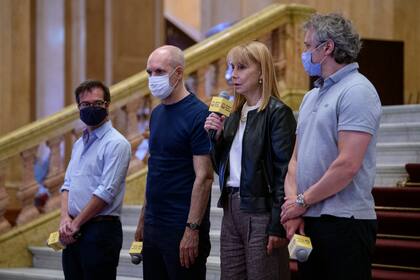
[
  {"xmin": 47, "ymin": 231, "xmax": 81, "ymax": 251},
  {"xmin": 208, "ymin": 91, "xmax": 233, "ymax": 141},
  {"xmin": 129, "ymin": 241, "xmax": 143, "ymax": 265},
  {"xmin": 288, "ymin": 234, "xmax": 313, "ymax": 262},
  {"xmin": 47, "ymin": 231, "xmax": 66, "ymax": 251}
]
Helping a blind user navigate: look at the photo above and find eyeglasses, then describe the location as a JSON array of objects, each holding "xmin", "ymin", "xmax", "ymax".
[{"xmin": 78, "ymin": 100, "xmax": 107, "ymax": 109}]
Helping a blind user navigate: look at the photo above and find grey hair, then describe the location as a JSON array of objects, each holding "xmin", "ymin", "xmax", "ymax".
[{"xmin": 304, "ymin": 13, "xmax": 362, "ymax": 64}]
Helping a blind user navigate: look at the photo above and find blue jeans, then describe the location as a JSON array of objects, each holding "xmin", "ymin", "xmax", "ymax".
[
  {"xmin": 142, "ymin": 224, "xmax": 211, "ymax": 280},
  {"xmin": 62, "ymin": 219, "xmax": 123, "ymax": 280}
]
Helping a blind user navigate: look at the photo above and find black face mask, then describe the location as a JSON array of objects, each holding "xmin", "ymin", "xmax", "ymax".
[{"xmin": 80, "ymin": 106, "xmax": 108, "ymax": 126}]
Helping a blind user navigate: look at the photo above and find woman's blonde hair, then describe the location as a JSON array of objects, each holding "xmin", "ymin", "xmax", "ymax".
[{"xmin": 227, "ymin": 41, "xmax": 282, "ymax": 112}]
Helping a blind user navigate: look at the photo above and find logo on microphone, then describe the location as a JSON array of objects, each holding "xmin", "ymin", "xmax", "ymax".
[{"xmin": 209, "ymin": 97, "xmax": 233, "ymax": 117}]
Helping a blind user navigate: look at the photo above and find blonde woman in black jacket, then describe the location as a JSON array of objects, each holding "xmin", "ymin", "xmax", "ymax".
[{"xmin": 205, "ymin": 41, "xmax": 296, "ymax": 280}]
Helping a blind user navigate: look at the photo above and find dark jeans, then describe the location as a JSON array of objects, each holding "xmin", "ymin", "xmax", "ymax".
[
  {"xmin": 62, "ymin": 219, "xmax": 123, "ymax": 280},
  {"xmin": 298, "ymin": 215, "xmax": 377, "ymax": 280},
  {"xmin": 142, "ymin": 224, "xmax": 211, "ymax": 280}
]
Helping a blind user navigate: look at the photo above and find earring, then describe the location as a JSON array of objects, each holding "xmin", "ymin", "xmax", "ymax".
[{"xmin": 258, "ymin": 79, "xmax": 263, "ymax": 84}]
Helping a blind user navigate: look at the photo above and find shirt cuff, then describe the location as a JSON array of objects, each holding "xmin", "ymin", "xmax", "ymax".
[
  {"xmin": 338, "ymin": 124, "xmax": 375, "ymax": 135},
  {"xmin": 93, "ymin": 184, "xmax": 115, "ymax": 204},
  {"xmin": 60, "ymin": 185, "xmax": 70, "ymax": 192}
]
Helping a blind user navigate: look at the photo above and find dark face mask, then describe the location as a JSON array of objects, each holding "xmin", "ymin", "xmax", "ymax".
[{"xmin": 80, "ymin": 106, "xmax": 108, "ymax": 126}]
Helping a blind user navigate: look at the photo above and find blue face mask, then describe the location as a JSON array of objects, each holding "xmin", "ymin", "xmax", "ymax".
[{"xmin": 301, "ymin": 42, "xmax": 327, "ymax": 77}]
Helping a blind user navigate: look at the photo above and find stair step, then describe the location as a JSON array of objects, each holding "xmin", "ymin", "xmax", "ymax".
[
  {"xmin": 373, "ymin": 186, "xmax": 420, "ymax": 209},
  {"xmin": 375, "ymin": 164, "xmax": 407, "ymax": 186},
  {"xmin": 119, "ymin": 207, "xmax": 223, "ymax": 254},
  {"xmin": 406, "ymin": 163, "xmax": 420, "ymax": 183},
  {"xmin": 381, "ymin": 104, "xmax": 420, "ymax": 124},
  {"xmin": 30, "ymin": 247, "xmax": 142, "ymax": 277},
  {"xmin": 378, "ymin": 122, "xmax": 420, "ymax": 143},
  {"xmin": 0, "ymin": 268, "xmax": 64, "ymax": 280},
  {"xmin": 29, "ymin": 246, "xmax": 222, "ymax": 279},
  {"xmin": 377, "ymin": 210, "xmax": 420, "ymax": 238},
  {"xmin": 289, "ymin": 260, "xmax": 420, "ymax": 280},
  {"xmin": 211, "ymin": 185, "xmax": 221, "ymax": 207},
  {"xmin": 121, "ymin": 205, "xmax": 142, "ymax": 226},
  {"xmin": 122, "ymin": 227, "xmax": 221, "ymax": 257},
  {"xmin": 121, "ymin": 206, "xmax": 222, "ymax": 229},
  {"xmin": 372, "ymin": 266, "xmax": 420, "ymax": 280},
  {"xmin": 374, "ymin": 238, "xmax": 420, "ymax": 268},
  {"xmin": 0, "ymin": 268, "xmax": 141, "ymax": 280},
  {"xmin": 376, "ymin": 142, "xmax": 420, "ymax": 165}
]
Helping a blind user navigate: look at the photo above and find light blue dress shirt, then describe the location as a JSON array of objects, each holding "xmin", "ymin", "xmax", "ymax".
[{"xmin": 61, "ymin": 121, "xmax": 131, "ymax": 217}]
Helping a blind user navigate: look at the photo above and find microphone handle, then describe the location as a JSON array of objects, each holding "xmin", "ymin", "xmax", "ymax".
[
  {"xmin": 208, "ymin": 112, "xmax": 223, "ymax": 142},
  {"xmin": 209, "ymin": 129, "xmax": 217, "ymax": 142}
]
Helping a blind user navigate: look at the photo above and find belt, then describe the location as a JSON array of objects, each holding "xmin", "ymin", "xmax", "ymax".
[
  {"xmin": 69, "ymin": 215, "xmax": 120, "ymax": 223},
  {"xmin": 90, "ymin": 215, "xmax": 120, "ymax": 223},
  {"xmin": 225, "ymin": 186, "xmax": 239, "ymax": 194}
]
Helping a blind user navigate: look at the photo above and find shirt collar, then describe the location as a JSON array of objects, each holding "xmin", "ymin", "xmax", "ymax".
[
  {"xmin": 82, "ymin": 120, "xmax": 112, "ymax": 143},
  {"xmin": 314, "ymin": 62, "xmax": 359, "ymax": 89}
]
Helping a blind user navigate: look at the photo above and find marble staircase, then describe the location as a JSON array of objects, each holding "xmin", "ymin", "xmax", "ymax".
[{"xmin": 375, "ymin": 105, "xmax": 420, "ymax": 186}]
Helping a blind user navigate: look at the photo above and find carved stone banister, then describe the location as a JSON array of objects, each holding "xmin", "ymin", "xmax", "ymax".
[
  {"xmin": 15, "ymin": 146, "xmax": 40, "ymax": 225},
  {"xmin": 44, "ymin": 137, "xmax": 64, "ymax": 212},
  {"xmin": 123, "ymin": 96, "xmax": 144, "ymax": 175},
  {"xmin": 124, "ymin": 96, "xmax": 142, "ymax": 141},
  {"xmin": 214, "ymin": 57, "xmax": 229, "ymax": 96},
  {"xmin": 183, "ymin": 4, "xmax": 314, "ymax": 77},
  {"xmin": 278, "ymin": 14, "xmax": 309, "ymax": 108},
  {"xmin": 195, "ymin": 67, "xmax": 208, "ymax": 100},
  {"xmin": 0, "ymin": 161, "xmax": 11, "ymax": 234}
]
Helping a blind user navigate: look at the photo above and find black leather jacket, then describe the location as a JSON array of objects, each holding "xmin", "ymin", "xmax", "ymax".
[{"xmin": 212, "ymin": 96, "xmax": 296, "ymax": 237}]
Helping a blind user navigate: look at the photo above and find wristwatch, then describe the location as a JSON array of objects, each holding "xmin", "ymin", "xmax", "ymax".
[
  {"xmin": 296, "ymin": 193, "xmax": 308, "ymax": 208},
  {"xmin": 186, "ymin": 222, "xmax": 200, "ymax": 230}
]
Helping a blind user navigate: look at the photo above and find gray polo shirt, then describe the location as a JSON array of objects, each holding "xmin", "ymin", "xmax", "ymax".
[{"xmin": 296, "ymin": 63, "xmax": 381, "ymax": 219}]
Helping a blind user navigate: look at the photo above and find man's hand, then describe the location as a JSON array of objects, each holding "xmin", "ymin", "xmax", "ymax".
[
  {"xmin": 280, "ymin": 195, "xmax": 307, "ymax": 223},
  {"xmin": 69, "ymin": 219, "xmax": 81, "ymax": 236},
  {"xmin": 267, "ymin": 235, "xmax": 288, "ymax": 255},
  {"xmin": 282, "ymin": 217, "xmax": 305, "ymax": 240},
  {"xmin": 179, "ymin": 227, "xmax": 199, "ymax": 268},
  {"xmin": 134, "ymin": 216, "xmax": 144, "ymax": 242},
  {"xmin": 59, "ymin": 215, "xmax": 77, "ymax": 245}
]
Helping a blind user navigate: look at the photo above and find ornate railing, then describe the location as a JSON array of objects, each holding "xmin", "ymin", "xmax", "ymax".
[{"xmin": 0, "ymin": 3, "xmax": 314, "ymax": 234}]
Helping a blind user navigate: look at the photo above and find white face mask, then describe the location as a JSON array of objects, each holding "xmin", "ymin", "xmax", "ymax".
[{"xmin": 148, "ymin": 68, "xmax": 178, "ymax": 100}]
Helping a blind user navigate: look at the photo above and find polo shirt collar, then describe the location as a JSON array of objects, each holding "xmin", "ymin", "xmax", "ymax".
[
  {"xmin": 329, "ymin": 62, "xmax": 359, "ymax": 83},
  {"xmin": 314, "ymin": 62, "xmax": 359, "ymax": 89}
]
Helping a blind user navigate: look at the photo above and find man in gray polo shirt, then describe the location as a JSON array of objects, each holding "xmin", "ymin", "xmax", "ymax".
[{"xmin": 280, "ymin": 13, "xmax": 381, "ymax": 279}]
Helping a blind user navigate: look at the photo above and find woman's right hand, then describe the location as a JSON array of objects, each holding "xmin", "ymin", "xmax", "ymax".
[{"xmin": 204, "ymin": 113, "xmax": 225, "ymax": 141}]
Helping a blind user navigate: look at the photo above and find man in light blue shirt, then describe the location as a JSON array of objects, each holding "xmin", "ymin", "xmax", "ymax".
[
  {"xmin": 59, "ymin": 80, "xmax": 131, "ymax": 280},
  {"xmin": 280, "ymin": 14, "xmax": 381, "ymax": 279}
]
